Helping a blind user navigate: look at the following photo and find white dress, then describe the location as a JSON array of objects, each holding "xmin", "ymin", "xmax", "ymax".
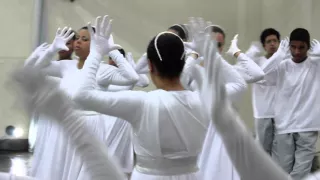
[
  {"xmin": 104, "ymin": 72, "xmax": 149, "ymax": 173},
  {"xmin": 94, "ymin": 52, "xmax": 150, "ymax": 174},
  {"xmin": 30, "ymin": 77, "xmax": 61, "ymax": 177},
  {"xmin": 183, "ymin": 52, "xmax": 264, "ymax": 180},
  {"xmin": 0, "ymin": 173, "xmax": 34, "ymax": 180},
  {"xmin": 9, "ymin": 65, "xmax": 126, "ymax": 180},
  {"xmin": 182, "ymin": 54, "xmax": 245, "ymax": 180},
  {"xmin": 72, "ymin": 52, "xmax": 208, "ymax": 180},
  {"xmin": 31, "ymin": 54, "xmax": 138, "ymax": 180},
  {"xmin": 102, "ymin": 52, "xmax": 150, "ymax": 173}
]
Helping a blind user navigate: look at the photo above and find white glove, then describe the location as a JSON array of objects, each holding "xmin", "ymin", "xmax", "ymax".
[
  {"xmin": 30, "ymin": 43, "xmax": 50, "ymax": 59},
  {"xmin": 34, "ymin": 27, "xmax": 74, "ymax": 68},
  {"xmin": 185, "ymin": 47, "xmax": 199, "ymax": 58},
  {"xmin": 109, "ymin": 34, "xmax": 115, "ymax": 44},
  {"xmin": 183, "ymin": 23, "xmax": 191, "ymax": 41},
  {"xmin": 226, "ymin": 34, "xmax": 241, "ymax": 56},
  {"xmin": 184, "ymin": 17, "xmax": 211, "ymax": 56},
  {"xmin": 135, "ymin": 53, "xmax": 149, "ymax": 74},
  {"xmin": 25, "ymin": 43, "xmax": 50, "ymax": 66},
  {"xmin": 88, "ymin": 15, "xmax": 121, "ymax": 56},
  {"xmin": 245, "ymin": 41, "xmax": 263, "ymax": 58},
  {"xmin": 309, "ymin": 39, "xmax": 320, "ymax": 56},
  {"xmin": 126, "ymin": 52, "xmax": 136, "ymax": 68},
  {"xmin": 200, "ymin": 34, "xmax": 221, "ymax": 119},
  {"xmin": 277, "ymin": 37, "xmax": 289, "ymax": 55},
  {"xmin": 48, "ymin": 27, "xmax": 75, "ymax": 53}
]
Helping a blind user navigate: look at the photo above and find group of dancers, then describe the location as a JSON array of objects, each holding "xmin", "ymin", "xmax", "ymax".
[{"xmin": 1, "ymin": 14, "xmax": 320, "ymax": 180}]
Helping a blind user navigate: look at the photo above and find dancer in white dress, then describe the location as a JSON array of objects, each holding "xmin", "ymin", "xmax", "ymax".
[
  {"xmin": 26, "ymin": 43, "xmax": 51, "ymax": 153},
  {"xmin": 99, "ymin": 49, "xmax": 150, "ymax": 175},
  {"xmin": 183, "ymin": 18, "xmax": 263, "ymax": 180},
  {"xmin": 29, "ymin": 33, "xmax": 75, "ymax": 164},
  {"xmin": 7, "ymin": 57, "xmax": 126, "ymax": 180},
  {"xmin": 98, "ymin": 35, "xmax": 149, "ymax": 175},
  {"xmin": 7, "ymin": 28, "xmax": 320, "ymax": 180},
  {"xmin": 72, "ymin": 15, "xmax": 214, "ymax": 180},
  {"xmin": 29, "ymin": 24, "xmax": 138, "ymax": 180}
]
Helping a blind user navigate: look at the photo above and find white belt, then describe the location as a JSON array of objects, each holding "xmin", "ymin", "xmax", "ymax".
[
  {"xmin": 75, "ymin": 109, "xmax": 100, "ymax": 116},
  {"xmin": 135, "ymin": 155, "xmax": 198, "ymax": 176}
]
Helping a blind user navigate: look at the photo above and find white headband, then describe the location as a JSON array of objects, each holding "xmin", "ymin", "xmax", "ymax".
[
  {"xmin": 172, "ymin": 24, "xmax": 188, "ymax": 39},
  {"xmin": 204, "ymin": 24, "xmax": 226, "ymax": 33},
  {"xmin": 154, "ymin": 31, "xmax": 185, "ymax": 61}
]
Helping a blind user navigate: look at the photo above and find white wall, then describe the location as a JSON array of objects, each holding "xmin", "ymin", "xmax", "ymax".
[
  {"xmin": 0, "ymin": 0, "xmax": 319, "ymax": 137},
  {"xmin": 0, "ymin": 0, "xmax": 35, "ymax": 138}
]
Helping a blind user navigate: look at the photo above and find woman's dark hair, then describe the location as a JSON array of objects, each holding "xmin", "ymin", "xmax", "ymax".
[
  {"xmin": 168, "ymin": 24, "xmax": 188, "ymax": 41},
  {"xmin": 205, "ymin": 25, "xmax": 226, "ymax": 39},
  {"xmin": 70, "ymin": 30, "xmax": 77, "ymax": 40},
  {"xmin": 290, "ymin": 28, "xmax": 310, "ymax": 49},
  {"xmin": 80, "ymin": 26, "xmax": 96, "ymax": 33},
  {"xmin": 260, "ymin": 28, "xmax": 280, "ymax": 45},
  {"xmin": 81, "ymin": 26, "xmax": 125, "ymax": 57},
  {"xmin": 109, "ymin": 48, "xmax": 126, "ymax": 60},
  {"xmin": 147, "ymin": 32, "xmax": 185, "ymax": 79},
  {"xmin": 212, "ymin": 26, "xmax": 225, "ymax": 39},
  {"xmin": 118, "ymin": 49, "xmax": 126, "ymax": 58}
]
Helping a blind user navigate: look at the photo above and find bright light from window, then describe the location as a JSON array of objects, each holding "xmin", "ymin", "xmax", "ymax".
[{"xmin": 13, "ymin": 128, "xmax": 24, "ymax": 138}]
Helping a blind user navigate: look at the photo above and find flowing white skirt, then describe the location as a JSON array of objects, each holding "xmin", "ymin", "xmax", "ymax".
[
  {"xmin": 28, "ymin": 112, "xmax": 38, "ymax": 152},
  {"xmin": 30, "ymin": 112, "xmax": 133, "ymax": 179},
  {"xmin": 30, "ymin": 113, "xmax": 111, "ymax": 180},
  {"xmin": 104, "ymin": 116, "xmax": 134, "ymax": 173},
  {"xmin": 198, "ymin": 122, "xmax": 240, "ymax": 180},
  {"xmin": 0, "ymin": 173, "xmax": 34, "ymax": 180}
]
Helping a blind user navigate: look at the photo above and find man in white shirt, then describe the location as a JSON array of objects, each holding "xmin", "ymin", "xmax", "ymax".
[
  {"xmin": 248, "ymin": 28, "xmax": 280, "ymax": 156},
  {"xmin": 262, "ymin": 28, "xmax": 319, "ymax": 180}
]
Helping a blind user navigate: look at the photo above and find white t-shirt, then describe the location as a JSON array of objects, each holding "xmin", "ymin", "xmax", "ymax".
[
  {"xmin": 264, "ymin": 57, "xmax": 320, "ymax": 134},
  {"xmin": 252, "ymin": 56, "xmax": 277, "ymax": 119}
]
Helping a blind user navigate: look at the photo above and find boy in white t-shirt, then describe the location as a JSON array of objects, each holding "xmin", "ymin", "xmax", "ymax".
[
  {"xmin": 246, "ymin": 28, "xmax": 281, "ymax": 156},
  {"xmin": 262, "ymin": 28, "xmax": 320, "ymax": 180}
]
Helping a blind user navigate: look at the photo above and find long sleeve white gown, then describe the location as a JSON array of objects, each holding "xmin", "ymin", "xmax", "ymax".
[
  {"xmin": 30, "ymin": 50, "xmax": 138, "ymax": 180},
  {"xmin": 181, "ymin": 54, "xmax": 246, "ymax": 180},
  {"xmin": 94, "ymin": 51, "xmax": 150, "ymax": 174},
  {"xmin": 7, "ymin": 65, "xmax": 126, "ymax": 180},
  {"xmin": 72, "ymin": 51, "xmax": 208, "ymax": 180}
]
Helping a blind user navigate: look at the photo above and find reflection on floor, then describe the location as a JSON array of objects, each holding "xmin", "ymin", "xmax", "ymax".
[{"xmin": 0, "ymin": 151, "xmax": 32, "ymax": 176}]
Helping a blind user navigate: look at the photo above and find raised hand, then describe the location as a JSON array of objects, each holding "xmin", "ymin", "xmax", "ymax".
[
  {"xmin": 25, "ymin": 43, "xmax": 50, "ymax": 66},
  {"xmin": 184, "ymin": 17, "xmax": 210, "ymax": 56},
  {"xmin": 31, "ymin": 43, "xmax": 50, "ymax": 59},
  {"xmin": 88, "ymin": 15, "xmax": 121, "ymax": 56},
  {"xmin": 309, "ymin": 39, "xmax": 320, "ymax": 56},
  {"xmin": 245, "ymin": 41, "xmax": 264, "ymax": 58},
  {"xmin": 278, "ymin": 37, "xmax": 289, "ymax": 54},
  {"xmin": 126, "ymin": 52, "xmax": 136, "ymax": 68},
  {"xmin": 226, "ymin": 34, "xmax": 241, "ymax": 56},
  {"xmin": 200, "ymin": 30, "xmax": 221, "ymax": 111},
  {"xmin": 49, "ymin": 27, "xmax": 74, "ymax": 52}
]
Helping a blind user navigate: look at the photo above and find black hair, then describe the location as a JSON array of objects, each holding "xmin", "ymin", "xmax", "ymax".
[
  {"xmin": 147, "ymin": 32, "xmax": 185, "ymax": 79},
  {"xmin": 290, "ymin": 28, "xmax": 310, "ymax": 48},
  {"xmin": 69, "ymin": 30, "xmax": 76, "ymax": 41},
  {"xmin": 109, "ymin": 49, "xmax": 126, "ymax": 60},
  {"xmin": 211, "ymin": 26, "xmax": 226, "ymax": 39},
  {"xmin": 260, "ymin": 28, "xmax": 280, "ymax": 45},
  {"xmin": 81, "ymin": 26, "xmax": 125, "ymax": 58},
  {"xmin": 118, "ymin": 48, "xmax": 126, "ymax": 58},
  {"xmin": 168, "ymin": 24, "xmax": 188, "ymax": 41},
  {"xmin": 80, "ymin": 26, "xmax": 96, "ymax": 33}
]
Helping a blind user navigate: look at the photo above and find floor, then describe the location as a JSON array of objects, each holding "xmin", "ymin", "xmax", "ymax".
[{"xmin": 0, "ymin": 151, "xmax": 32, "ymax": 176}]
